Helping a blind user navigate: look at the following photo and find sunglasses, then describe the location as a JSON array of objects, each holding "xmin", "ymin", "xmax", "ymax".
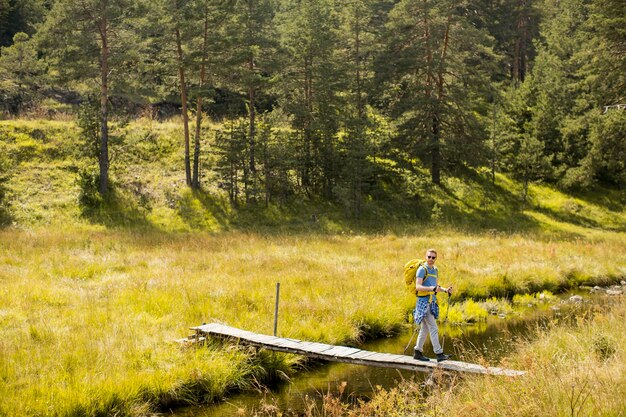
[{"xmin": 427, "ymin": 256, "xmax": 437, "ymax": 259}]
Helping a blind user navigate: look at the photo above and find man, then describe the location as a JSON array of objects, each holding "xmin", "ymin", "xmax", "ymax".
[{"xmin": 413, "ymin": 248, "xmax": 453, "ymax": 362}]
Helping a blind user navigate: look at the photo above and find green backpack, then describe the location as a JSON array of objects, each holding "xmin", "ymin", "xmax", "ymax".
[{"xmin": 403, "ymin": 258, "xmax": 427, "ymax": 295}]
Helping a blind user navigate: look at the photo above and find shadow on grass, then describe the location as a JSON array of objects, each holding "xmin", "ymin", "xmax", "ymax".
[
  {"xmin": 79, "ymin": 185, "xmax": 157, "ymax": 230},
  {"xmin": 430, "ymin": 170, "xmax": 542, "ymax": 235},
  {"xmin": 177, "ymin": 188, "xmax": 232, "ymax": 231},
  {"xmin": 533, "ymin": 203, "xmax": 626, "ymax": 232},
  {"xmin": 567, "ymin": 186, "xmax": 626, "ymax": 213},
  {"xmin": 230, "ymin": 198, "xmax": 353, "ymax": 234},
  {"xmin": 0, "ymin": 170, "xmax": 13, "ymax": 228},
  {"xmin": 77, "ymin": 167, "xmax": 622, "ymax": 239}
]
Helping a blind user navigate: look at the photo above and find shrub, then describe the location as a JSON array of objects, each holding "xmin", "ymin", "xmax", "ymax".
[
  {"xmin": 481, "ymin": 297, "xmax": 513, "ymax": 315},
  {"xmin": 512, "ymin": 290, "xmax": 555, "ymax": 306},
  {"xmin": 76, "ymin": 169, "xmax": 103, "ymax": 212},
  {"xmin": 593, "ymin": 334, "xmax": 616, "ymax": 361},
  {"xmin": 0, "ymin": 142, "xmax": 12, "ymax": 225}
]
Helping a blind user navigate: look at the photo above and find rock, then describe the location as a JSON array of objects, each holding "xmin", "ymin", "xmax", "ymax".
[
  {"xmin": 591, "ymin": 286, "xmax": 604, "ymax": 293},
  {"xmin": 606, "ymin": 290, "xmax": 623, "ymax": 296},
  {"xmin": 569, "ymin": 295, "xmax": 583, "ymax": 303},
  {"xmin": 621, "ymin": 280, "xmax": 626, "ymax": 286}
]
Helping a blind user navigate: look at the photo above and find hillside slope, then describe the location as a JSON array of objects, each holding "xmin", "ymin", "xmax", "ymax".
[{"xmin": 1, "ymin": 119, "xmax": 625, "ymax": 236}]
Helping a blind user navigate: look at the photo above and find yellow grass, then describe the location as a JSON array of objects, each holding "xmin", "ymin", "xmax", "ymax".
[
  {"xmin": 420, "ymin": 297, "xmax": 626, "ymax": 417},
  {"xmin": 0, "ymin": 228, "xmax": 624, "ymax": 415}
]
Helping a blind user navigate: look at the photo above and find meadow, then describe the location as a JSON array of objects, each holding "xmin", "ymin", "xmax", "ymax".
[
  {"xmin": 1, "ymin": 228, "xmax": 625, "ymax": 416},
  {"xmin": 0, "ymin": 119, "xmax": 625, "ymax": 415}
]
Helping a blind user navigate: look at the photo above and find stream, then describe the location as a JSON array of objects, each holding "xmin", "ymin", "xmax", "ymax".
[{"xmin": 174, "ymin": 290, "xmax": 616, "ymax": 416}]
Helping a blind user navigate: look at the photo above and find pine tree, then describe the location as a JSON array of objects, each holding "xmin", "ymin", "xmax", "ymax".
[
  {"xmin": 172, "ymin": 0, "xmax": 193, "ymax": 187},
  {"xmin": 0, "ymin": 32, "xmax": 44, "ymax": 113},
  {"xmin": 334, "ymin": 0, "xmax": 382, "ymax": 217},
  {"xmin": 519, "ymin": 0, "xmax": 625, "ymax": 189},
  {"xmin": 495, "ymin": 85, "xmax": 552, "ymax": 200},
  {"xmin": 576, "ymin": 0, "xmax": 626, "ymax": 188},
  {"xmin": 190, "ymin": 0, "xmax": 228, "ymax": 189},
  {"xmin": 376, "ymin": 0, "xmax": 498, "ymax": 184},
  {"xmin": 38, "ymin": 0, "xmax": 148, "ymax": 195},
  {"xmin": 0, "ymin": 0, "xmax": 48, "ymax": 47},
  {"xmin": 223, "ymin": 0, "xmax": 278, "ymax": 186},
  {"xmin": 275, "ymin": 0, "xmax": 344, "ymax": 197},
  {"xmin": 214, "ymin": 119, "xmax": 249, "ymax": 206}
]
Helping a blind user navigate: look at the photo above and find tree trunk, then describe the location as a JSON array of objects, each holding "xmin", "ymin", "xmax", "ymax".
[
  {"xmin": 192, "ymin": 3, "xmax": 210, "ymax": 189},
  {"xmin": 302, "ymin": 56, "xmax": 312, "ymax": 191},
  {"xmin": 423, "ymin": 9, "xmax": 440, "ymax": 185},
  {"xmin": 192, "ymin": 97, "xmax": 202, "ymax": 189},
  {"xmin": 354, "ymin": 5, "xmax": 364, "ymax": 121},
  {"xmin": 431, "ymin": 115, "xmax": 441, "ymax": 185},
  {"xmin": 98, "ymin": 18, "xmax": 109, "ymax": 195},
  {"xmin": 353, "ymin": 4, "xmax": 364, "ymax": 218},
  {"xmin": 491, "ymin": 105, "xmax": 497, "ymax": 185},
  {"xmin": 263, "ymin": 131, "xmax": 270, "ymax": 207},
  {"xmin": 513, "ymin": 0, "xmax": 529, "ymax": 82},
  {"xmin": 247, "ymin": 0, "xmax": 257, "ymax": 176},
  {"xmin": 175, "ymin": 23, "xmax": 192, "ymax": 187},
  {"xmin": 248, "ymin": 82, "xmax": 256, "ymax": 174},
  {"xmin": 429, "ymin": 13, "xmax": 451, "ymax": 186}
]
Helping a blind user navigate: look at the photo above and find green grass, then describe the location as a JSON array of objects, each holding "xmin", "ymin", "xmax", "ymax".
[{"xmin": 1, "ymin": 118, "xmax": 625, "ymax": 235}]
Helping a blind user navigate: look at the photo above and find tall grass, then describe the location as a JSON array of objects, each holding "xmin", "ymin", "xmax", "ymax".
[
  {"xmin": 324, "ymin": 296, "xmax": 625, "ymax": 417},
  {"xmin": 446, "ymin": 306, "xmax": 625, "ymax": 416},
  {"xmin": 268, "ymin": 297, "xmax": 625, "ymax": 417},
  {"xmin": 0, "ymin": 229, "xmax": 624, "ymax": 415}
]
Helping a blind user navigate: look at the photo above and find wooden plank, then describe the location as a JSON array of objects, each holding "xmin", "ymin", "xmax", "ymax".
[
  {"xmin": 247, "ymin": 334, "xmax": 281, "ymax": 344},
  {"xmin": 291, "ymin": 341, "xmax": 328, "ymax": 351},
  {"xmin": 363, "ymin": 352, "xmax": 398, "ymax": 362},
  {"xmin": 337, "ymin": 350, "xmax": 377, "ymax": 360},
  {"xmin": 192, "ymin": 322, "xmax": 525, "ymax": 376},
  {"xmin": 319, "ymin": 346, "xmax": 362, "ymax": 357},
  {"xmin": 301, "ymin": 342, "xmax": 336, "ymax": 354},
  {"xmin": 270, "ymin": 338, "xmax": 304, "ymax": 350},
  {"xmin": 394, "ymin": 355, "xmax": 427, "ymax": 365},
  {"xmin": 336, "ymin": 350, "xmax": 378, "ymax": 360}
]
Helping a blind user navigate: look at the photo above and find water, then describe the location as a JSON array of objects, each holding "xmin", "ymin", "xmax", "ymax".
[{"xmin": 175, "ymin": 292, "xmax": 610, "ymax": 416}]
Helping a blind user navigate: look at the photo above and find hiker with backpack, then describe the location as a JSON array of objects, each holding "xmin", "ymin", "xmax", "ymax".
[{"xmin": 407, "ymin": 249, "xmax": 453, "ymax": 362}]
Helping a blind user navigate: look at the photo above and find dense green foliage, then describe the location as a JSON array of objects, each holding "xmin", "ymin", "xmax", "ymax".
[{"xmin": 0, "ymin": 0, "xmax": 624, "ymax": 215}]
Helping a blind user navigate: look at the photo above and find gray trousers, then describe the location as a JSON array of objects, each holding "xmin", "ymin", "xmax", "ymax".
[{"xmin": 415, "ymin": 308, "xmax": 443, "ymax": 354}]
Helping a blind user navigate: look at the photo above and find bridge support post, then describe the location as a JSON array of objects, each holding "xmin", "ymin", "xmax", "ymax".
[{"xmin": 274, "ymin": 282, "xmax": 280, "ymax": 336}]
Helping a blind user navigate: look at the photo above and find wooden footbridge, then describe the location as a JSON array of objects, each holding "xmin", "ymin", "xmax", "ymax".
[{"xmin": 184, "ymin": 323, "xmax": 525, "ymax": 377}]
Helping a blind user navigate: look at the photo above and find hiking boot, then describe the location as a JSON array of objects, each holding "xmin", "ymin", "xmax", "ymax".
[
  {"xmin": 436, "ymin": 353, "xmax": 452, "ymax": 362},
  {"xmin": 413, "ymin": 349, "xmax": 431, "ymax": 361}
]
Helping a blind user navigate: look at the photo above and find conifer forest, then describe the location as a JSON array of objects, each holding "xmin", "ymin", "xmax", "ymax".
[{"xmin": 0, "ymin": 0, "xmax": 624, "ymax": 212}]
